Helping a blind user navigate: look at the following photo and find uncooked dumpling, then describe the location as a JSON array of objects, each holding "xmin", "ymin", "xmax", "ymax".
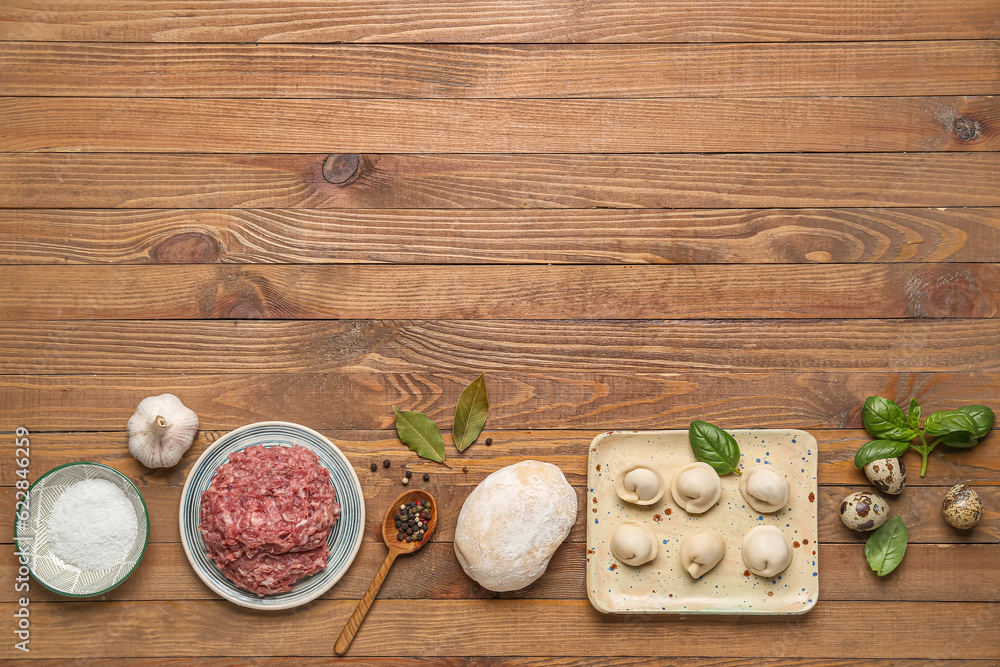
[
  {"xmin": 614, "ymin": 463, "xmax": 665, "ymax": 505},
  {"xmin": 454, "ymin": 460, "xmax": 577, "ymax": 591},
  {"xmin": 610, "ymin": 521, "xmax": 658, "ymax": 566},
  {"xmin": 741, "ymin": 525, "xmax": 792, "ymax": 577},
  {"xmin": 739, "ymin": 464, "xmax": 790, "ymax": 513},
  {"xmin": 670, "ymin": 462, "xmax": 722, "ymax": 514},
  {"xmin": 679, "ymin": 527, "xmax": 726, "ymax": 578}
]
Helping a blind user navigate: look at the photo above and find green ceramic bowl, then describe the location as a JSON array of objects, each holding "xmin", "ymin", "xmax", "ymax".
[{"xmin": 14, "ymin": 462, "xmax": 150, "ymax": 597}]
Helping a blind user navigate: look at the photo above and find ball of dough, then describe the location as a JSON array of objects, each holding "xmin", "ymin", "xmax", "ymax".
[
  {"xmin": 614, "ymin": 463, "xmax": 665, "ymax": 505},
  {"xmin": 679, "ymin": 527, "xmax": 726, "ymax": 578},
  {"xmin": 739, "ymin": 464, "xmax": 790, "ymax": 513},
  {"xmin": 741, "ymin": 525, "xmax": 792, "ymax": 577},
  {"xmin": 610, "ymin": 521, "xmax": 658, "ymax": 566},
  {"xmin": 670, "ymin": 462, "xmax": 722, "ymax": 514},
  {"xmin": 454, "ymin": 460, "xmax": 577, "ymax": 591}
]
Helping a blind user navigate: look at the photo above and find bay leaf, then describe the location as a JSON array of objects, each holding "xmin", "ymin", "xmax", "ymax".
[
  {"xmin": 453, "ymin": 373, "xmax": 489, "ymax": 452},
  {"xmin": 393, "ymin": 406, "xmax": 445, "ymax": 462}
]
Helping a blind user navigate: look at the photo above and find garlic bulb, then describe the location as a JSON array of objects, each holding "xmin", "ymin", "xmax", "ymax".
[{"xmin": 127, "ymin": 394, "xmax": 199, "ymax": 468}]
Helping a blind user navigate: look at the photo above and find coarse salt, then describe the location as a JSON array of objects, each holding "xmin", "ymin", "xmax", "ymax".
[{"xmin": 48, "ymin": 479, "xmax": 139, "ymax": 571}]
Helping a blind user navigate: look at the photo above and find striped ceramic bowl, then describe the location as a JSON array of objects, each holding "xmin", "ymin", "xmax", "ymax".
[
  {"xmin": 14, "ymin": 462, "xmax": 150, "ymax": 597},
  {"xmin": 179, "ymin": 421, "xmax": 365, "ymax": 610}
]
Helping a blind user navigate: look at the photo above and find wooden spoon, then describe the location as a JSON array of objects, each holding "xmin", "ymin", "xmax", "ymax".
[{"xmin": 334, "ymin": 488, "xmax": 437, "ymax": 656}]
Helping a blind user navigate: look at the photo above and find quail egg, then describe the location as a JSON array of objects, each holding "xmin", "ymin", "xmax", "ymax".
[
  {"xmin": 840, "ymin": 491, "xmax": 890, "ymax": 532},
  {"xmin": 863, "ymin": 457, "xmax": 906, "ymax": 495},
  {"xmin": 942, "ymin": 484, "xmax": 983, "ymax": 530}
]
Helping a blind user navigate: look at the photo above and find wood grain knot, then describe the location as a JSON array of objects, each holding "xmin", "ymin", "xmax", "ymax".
[
  {"xmin": 227, "ymin": 303, "xmax": 263, "ymax": 318},
  {"xmin": 906, "ymin": 270, "xmax": 982, "ymax": 317},
  {"xmin": 953, "ymin": 116, "xmax": 982, "ymax": 142},
  {"xmin": 323, "ymin": 153, "xmax": 361, "ymax": 184},
  {"xmin": 153, "ymin": 231, "xmax": 221, "ymax": 263}
]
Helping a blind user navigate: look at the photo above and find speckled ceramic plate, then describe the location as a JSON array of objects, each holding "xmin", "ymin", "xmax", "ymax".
[
  {"xmin": 587, "ymin": 429, "xmax": 818, "ymax": 615},
  {"xmin": 14, "ymin": 462, "xmax": 150, "ymax": 597},
  {"xmin": 179, "ymin": 421, "xmax": 365, "ymax": 610}
]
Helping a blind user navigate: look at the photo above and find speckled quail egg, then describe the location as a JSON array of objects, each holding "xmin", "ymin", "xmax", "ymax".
[
  {"xmin": 863, "ymin": 457, "xmax": 906, "ymax": 495},
  {"xmin": 839, "ymin": 491, "xmax": 890, "ymax": 532},
  {"xmin": 942, "ymin": 484, "xmax": 983, "ymax": 530}
]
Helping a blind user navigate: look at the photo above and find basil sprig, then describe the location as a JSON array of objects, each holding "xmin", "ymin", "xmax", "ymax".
[
  {"xmin": 688, "ymin": 420, "xmax": 741, "ymax": 475},
  {"xmin": 864, "ymin": 516, "xmax": 908, "ymax": 576},
  {"xmin": 856, "ymin": 396, "xmax": 994, "ymax": 477}
]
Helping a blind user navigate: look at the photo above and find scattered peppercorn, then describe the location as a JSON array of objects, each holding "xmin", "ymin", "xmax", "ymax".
[
  {"xmin": 370, "ymin": 462, "xmax": 377, "ymax": 472},
  {"xmin": 401, "ymin": 476, "xmax": 409, "ymax": 485},
  {"xmin": 485, "ymin": 437, "xmax": 493, "ymax": 446},
  {"xmin": 383, "ymin": 459, "xmax": 391, "ymax": 468},
  {"xmin": 423, "ymin": 473, "xmax": 430, "ymax": 481},
  {"xmin": 405, "ymin": 470, "xmax": 412, "ymax": 479},
  {"xmin": 462, "ymin": 466, "xmax": 468, "ymax": 472}
]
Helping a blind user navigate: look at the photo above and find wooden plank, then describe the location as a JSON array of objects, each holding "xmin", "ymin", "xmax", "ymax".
[
  {"xmin": 3, "ymin": 153, "xmax": 996, "ymax": 209},
  {"xmin": 5, "ymin": 97, "xmax": 999, "ymax": 153},
  {"xmin": 2, "ymin": 208, "xmax": 999, "ymax": 265},
  {"xmin": 2, "ymin": 661, "xmax": 992, "ymax": 667},
  {"xmin": 4, "ymin": 319, "xmax": 1000, "ymax": 376},
  {"xmin": 4, "ymin": 478, "xmax": 998, "ymax": 546},
  {"xmin": 3, "ymin": 42, "xmax": 998, "ymax": 98},
  {"xmin": 0, "ymin": 599, "xmax": 995, "ymax": 659},
  {"xmin": 3, "ymin": 372, "xmax": 1000, "ymax": 432},
  {"xmin": 2, "ymin": 264, "xmax": 998, "ymax": 320},
  {"xmin": 3, "ymin": 429, "xmax": 998, "ymax": 489},
  {"xmin": 2, "ymin": 1, "xmax": 997, "ymax": 43},
  {"xmin": 3, "ymin": 542, "xmax": 998, "ymax": 603}
]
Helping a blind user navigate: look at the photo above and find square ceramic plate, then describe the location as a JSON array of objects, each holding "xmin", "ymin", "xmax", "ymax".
[{"xmin": 586, "ymin": 429, "xmax": 818, "ymax": 615}]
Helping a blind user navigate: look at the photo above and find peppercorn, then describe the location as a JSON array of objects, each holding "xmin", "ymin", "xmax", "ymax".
[
  {"xmin": 370, "ymin": 462, "xmax": 377, "ymax": 472},
  {"xmin": 462, "ymin": 466, "xmax": 468, "ymax": 472},
  {"xmin": 423, "ymin": 473, "xmax": 430, "ymax": 481},
  {"xmin": 485, "ymin": 437, "xmax": 493, "ymax": 446},
  {"xmin": 402, "ymin": 477, "xmax": 409, "ymax": 485},
  {"xmin": 383, "ymin": 459, "xmax": 391, "ymax": 468},
  {"xmin": 405, "ymin": 470, "xmax": 412, "ymax": 479}
]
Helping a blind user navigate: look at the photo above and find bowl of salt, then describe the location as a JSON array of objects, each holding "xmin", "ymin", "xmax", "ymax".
[{"xmin": 14, "ymin": 462, "xmax": 150, "ymax": 597}]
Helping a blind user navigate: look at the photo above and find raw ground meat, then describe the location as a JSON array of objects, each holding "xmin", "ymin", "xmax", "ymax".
[
  {"xmin": 200, "ymin": 444, "xmax": 341, "ymax": 596},
  {"xmin": 219, "ymin": 545, "xmax": 331, "ymax": 596}
]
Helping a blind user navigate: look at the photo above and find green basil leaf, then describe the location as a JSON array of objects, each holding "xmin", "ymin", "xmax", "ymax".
[
  {"xmin": 906, "ymin": 398, "xmax": 921, "ymax": 430},
  {"xmin": 937, "ymin": 431, "xmax": 979, "ymax": 449},
  {"xmin": 862, "ymin": 396, "xmax": 919, "ymax": 441},
  {"xmin": 864, "ymin": 515, "xmax": 908, "ymax": 576},
  {"xmin": 924, "ymin": 410, "xmax": 979, "ymax": 439},
  {"xmin": 688, "ymin": 420, "xmax": 741, "ymax": 475},
  {"xmin": 854, "ymin": 439, "xmax": 911, "ymax": 469},
  {"xmin": 453, "ymin": 373, "xmax": 489, "ymax": 452},
  {"xmin": 955, "ymin": 405, "xmax": 995, "ymax": 440},
  {"xmin": 393, "ymin": 406, "xmax": 445, "ymax": 463}
]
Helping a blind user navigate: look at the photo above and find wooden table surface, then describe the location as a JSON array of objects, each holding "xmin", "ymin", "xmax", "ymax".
[{"xmin": 2, "ymin": 1, "xmax": 999, "ymax": 663}]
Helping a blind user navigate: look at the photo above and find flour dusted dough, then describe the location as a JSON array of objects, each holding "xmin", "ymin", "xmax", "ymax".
[{"xmin": 454, "ymin": 460, "xmax": 578, "ymax": 591}]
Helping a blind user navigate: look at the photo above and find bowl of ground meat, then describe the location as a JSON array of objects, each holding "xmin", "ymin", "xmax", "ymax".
[{"xmin": 179, "ymin": 422, "xmax": 365, "ymax": 610}]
